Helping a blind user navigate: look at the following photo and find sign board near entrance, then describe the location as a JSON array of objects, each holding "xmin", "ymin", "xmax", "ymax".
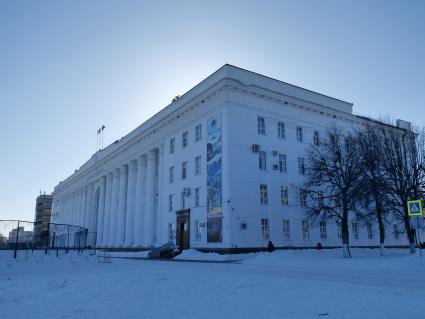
[{"xmin": 407, "ymin": 200, "xmax": 423, "ymax": 216}]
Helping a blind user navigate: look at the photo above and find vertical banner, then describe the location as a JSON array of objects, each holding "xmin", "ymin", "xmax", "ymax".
[{"xmin": 207, "ymin": 113, "xmax": 223, "ymax": 242}]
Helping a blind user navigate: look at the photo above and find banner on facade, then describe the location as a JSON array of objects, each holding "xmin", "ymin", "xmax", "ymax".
[{"xmin": 207, "ymin": 113, "xmax": 223, "ymax": 242}]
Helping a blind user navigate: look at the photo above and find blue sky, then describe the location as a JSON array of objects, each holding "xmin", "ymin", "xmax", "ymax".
[{"xmin": 0, "ymin": 0, "xmax": 424, "ymax": 221}]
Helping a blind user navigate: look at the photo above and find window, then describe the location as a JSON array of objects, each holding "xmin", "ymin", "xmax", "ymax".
[
  {"xmin": 195, "ymin": 220, "xmax": 202, "ymax": 240},
  {"xmin": 314, "ymin": 131, "xmax": 320, "ymax": 146},
  {"xmin": 337, "ymin": 221, "xmax": 342, "ymax": 239},
  {"xmin": 195, "ymin": 156, "xmax": 201, "ymax": 175},
  {"xmin": 302, "ymin": 220, "xmax": 310, "ymax": 240},
  {"xmin": 181, "ymin": 161, "xmax": 188, "ymax": 179},
  {"xmin": 259, "ymin": 151, "xmax": 267, "ymax": 170},
  {"xmin": 320, "ymin": 221, "xmax": 327, "ymax": 239},
  {"xmin": 257, "ymin": 116, "xmax": 266, "ymax": 135},
  {"xmin": 261, "ymin": 218, "xmax": 269, "ymax": 240},
  {"xmin": 260, "ymin": 184, "xmax": 268, "ymax": 205},
  {"xmin": 278, "ymin": 154, "xmax": 287, "ymax": 173},
  {"xmin": 168, "ymin": 194, "xmax": 173, "ymax": 212},
  {"xmin": 169, "ymin": 166, "xmax": 175, "ymax": 184},
  {"xmin": 352, "ymin": 222, "xmax": 359, "ymax": 239},
  {"xmin": 298, "ymin": 157, "xmax": 305, "ymax": 175},
  {"xmin": 280, "ymin": 186, "xmax": 288, "ymax": 205},
  {"xmin": 195, "ymin": 124, "xmax": 202, "ymax": 142},
  {"xmin": 168, "ymin": 223, "xmax": 176, "ymax": 242},
  {"xmin": 169, "ymin": 138, "xmax": 175, "ymax": 154},
  {"xmin": 367, "ymin": 223, "xmax": 373, "ymax": 239},
  {"xmin": 181, "ymin": 191, "xmax": 186, "ymax": 209},
  {"xmin": 182, "ymin": 131, "xmax": 188, "ymax": 148},
  {"xmin": 282, "ymin": 220, "xmax": 290, "ymax": 240},
  {"xmin": 318, "ymin": 191, "xmax": 324, "ymax": 208},
  {"xmin": 278, "ymin": 122, "xmax": 285, "ymax": 139},
  {"xmin": 296, "ymin": 126, "xmax": 303, "ymax": 142},
  {"xmin": 393, "ymin": 224, "xmax": 399, "ymax": 240},
  {"xmin": 195, "ymin": 187, "xmax": 201, "ymax": 207},
  {"xmin": 299, "ymin": 188, "xmax": 307, "ymax": 207}
]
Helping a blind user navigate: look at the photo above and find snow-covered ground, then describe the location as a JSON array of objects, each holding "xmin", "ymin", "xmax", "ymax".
[{"xmin": 1, "ymin": 248, "xmax": 424, "ymax": 319}]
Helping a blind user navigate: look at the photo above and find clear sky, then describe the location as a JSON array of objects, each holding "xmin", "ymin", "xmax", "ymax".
[{"xmin": 0, "ymin": 0, "xmax": 424, "ymax": 222}]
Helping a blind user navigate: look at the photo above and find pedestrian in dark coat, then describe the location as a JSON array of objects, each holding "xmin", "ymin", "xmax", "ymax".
[{"xmin": 267, "ymin": 240, "xmax": 275, "ymax": 252}]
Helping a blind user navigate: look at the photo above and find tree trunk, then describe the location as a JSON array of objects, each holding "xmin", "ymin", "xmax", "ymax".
[
  {"xmin": 341, "ymin": 202, "xmax": 351, "ymax": 258},
  {"xmin": 404, "ymin": 205, "xmax": 416, "ymax": 254},
  {"xmin": 375, "ymin": 191, "xmax": 385, "ymax": 256}
]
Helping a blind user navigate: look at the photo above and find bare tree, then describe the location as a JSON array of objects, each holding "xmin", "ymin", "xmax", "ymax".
[
  {"xmin": 356, "ymin": 123, "xmax": 389, "ymax": 256},
  {"xmin": 379, "ymin": 123, "xmax": 425, "ymax": 254},
  {"xmin": 305, "ymin": 126, "xmax": 363, "ymax": 258}
]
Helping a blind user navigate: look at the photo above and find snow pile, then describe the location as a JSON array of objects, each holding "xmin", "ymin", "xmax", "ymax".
[{"xmin": 174, "ymin": 249, "xmax": 233, "ymax": 261}]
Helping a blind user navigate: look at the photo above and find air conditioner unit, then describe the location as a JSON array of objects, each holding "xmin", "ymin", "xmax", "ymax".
[
  {"xmin": 252, "ymin": 144, "xmax": 260, "ymax": 153},
  {"xmin": 240, "ymin": 222, "xmax": 248, "ymax": 230},
  {"xmin": 272, "ymin": 150, "xmax": 278, "ymax": 156},
  {"xmin": 272, "ymin": 164, "xmax": 279, "ymax": 170}
]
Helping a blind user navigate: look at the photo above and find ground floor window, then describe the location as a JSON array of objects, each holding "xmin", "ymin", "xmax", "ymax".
[
  {"xmin": 168, "ymin": 223, "xmax": 176, "ymax": 242},
  {"xmin": 282, "ymin": 219, "xmax": 290, "ymax": 240},
  {"xmin": 319, "ymin": 221, "xmax": 327, "ymax": 239},
  {"xmin": 261, "ymin": 218, "xmax": 269, "ymax": 240},
  {"xmin": 195, "ymin": 220, "xmax": 202, "ymax": 240},
  {"xmin": 302, "ymin": 220, "xmax": 309, "ymax": 240},
  {"xmin": 367, "ymin": 223, "xmax": 373, "ymax": 239},
  {"xmin": 337, "ymin": 221, "xmax": 342, "ymax": 239},
  {"xmin": 393, "ymin": 224, "xmax": 399, "ymax": 240},
  {"xmin": 352, "ymin": 222, "xmax": 359, "ymax": 239}
]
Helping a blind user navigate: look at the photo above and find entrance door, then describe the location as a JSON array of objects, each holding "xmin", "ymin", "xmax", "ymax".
[{"xmin": 176, "ymin": 209, "xmax": 190, "ymax": 250}]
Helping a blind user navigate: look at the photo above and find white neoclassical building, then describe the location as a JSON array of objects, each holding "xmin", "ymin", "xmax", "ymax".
[{"xmin": 51, "ymin": 64, "xmax": 417, "ymax": 251}]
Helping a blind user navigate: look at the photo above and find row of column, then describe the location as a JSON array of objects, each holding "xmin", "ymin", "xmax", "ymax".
[{"xmin": 56, "ymin": 146, "xmax": 163, "ymax": 248}]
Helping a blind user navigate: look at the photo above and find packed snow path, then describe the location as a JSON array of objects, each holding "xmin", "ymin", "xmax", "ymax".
[{"xmin": 1, "ymin": 249, "xmax": 424, "ymax": 319}]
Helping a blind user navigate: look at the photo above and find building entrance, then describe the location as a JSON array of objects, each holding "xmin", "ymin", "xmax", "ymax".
[{"xmin": 176, "ymin": 209, "xmax": 190, "ymax": 250}]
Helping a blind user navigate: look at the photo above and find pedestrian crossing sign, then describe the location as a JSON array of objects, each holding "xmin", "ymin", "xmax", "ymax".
[{"xmin": 407, "ymin": 200, "xmax": 423, "ymax": 216}]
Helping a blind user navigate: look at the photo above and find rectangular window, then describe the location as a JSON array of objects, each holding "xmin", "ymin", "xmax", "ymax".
[
  {"xmin": 296, "ymin": 126, "xmax": 303, "ymax": 142},
  {"xmin": 169, "ymin": 138, "xmax": 175, "ymax": 154},
  {"xmin": 195, "ymin": 124, "xmax": 202, "ymax": 142},
  {"xmin": 195, "ymin": 187, "xmax": 201, "ymax": 207},
  {"xmin": 195, "ymin": 156, "xmax": 201, "ymax": 175},
  {"xmin": 314, "ymin": 131, "xmax": 320, "ymax": 146},
  {"xmin": 302, "ymin": 220, "xmax": 310, "ymax": 240},
  {"xmin": 278, "ymin": 154, "xmax": 287, "ymax": 173},
  {"xmin": 352, "ymin": 222, "xmax": 359, "ymax": 239},
  {"xmin": 337, "ymin": 221, "xmax": 342, "ymax": 239},
  {"xmin": 261, "ymin": 218, "xmax": 269, "ymax": 240},
  {"xmin": 278, "ymin": 121, "xmax": 285, "ymax": 139},
  {"xmin": 182, "ymin": 131, "xmax": 188, "ymax": 148},
  {"xmin": 260, "ymin": 184, "xmax": 268, "ymax": 205},
  {"xmin": 181, "ymin": 191, "xmax": 186, "ymax": 209},
  {"xmin": 168, "ymin": 194, "xmax": 173, "ymax": 212},
  {"xmin": 282, "ymin": 219, "xmax": 290, "ymax": 240},
  {"xmin": 299, "ymin": 188, "xmax": 307, "ymax": 207},
  {"xmin": 320, "ymin": 221, "xmax": 327, "ymax": 239},
  {"xmin": 280, "ymin": 186, "xmax": 288, "ymax": 205},
  {"xmin": 298, "ymin": 157, "xmax": 305, "ymax": 175},
  {"xmin": 195, "ymin": 220, "xmax": 202, "ymax": 240},
  {"xmin": 257, "ymin": 116, "xmax": 266, "ymax": 135},
  {"xmin": 367, "ymin": 223, "xmax": 373, "ymax": 239},
  {"xmin": 393, "ymin": 224, "xmax": 399, "ymax": 240},
  {"xmin": 169, "ymin": 166, "xmax": 175, "ymax": 184},
  {"xmin": 181, "ymin": 161, "xmax": 188, "ymax": 179},
  {"xmin": 259, "ymin": 151, "xmax": 267, "ymax": 170},
  {"xmin": 168, "ymin": 223, "xmax": 176, "ymax": 242}
]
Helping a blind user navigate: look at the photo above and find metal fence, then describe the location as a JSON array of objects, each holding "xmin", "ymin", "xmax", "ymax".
[{"xmin": 0, "ymin": 220, "xmax": 92, "ymax": 258}]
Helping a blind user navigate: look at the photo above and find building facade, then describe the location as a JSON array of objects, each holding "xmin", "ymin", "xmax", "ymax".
[{"xmin": 51, "ymin": 65, "xmax": 418, "ymax": 251}]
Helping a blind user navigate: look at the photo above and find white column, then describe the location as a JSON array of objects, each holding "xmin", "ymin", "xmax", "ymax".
[
  {"xmin": 117, "ymin": 165, "xmax": 128, "ymax": 246},
  {"xmin": 155, "ymin": 145, "xmax": 164, "ymax": 244},
  {"xmin": 86, "ymin": 184, "xmax": 94, "ymax": 231},
  {"xmin": 125, "ymin": 160, "xmax": 137, "ymax": 247},
  {"xmin": 78, "ymin": 189, "xmax": 84, "ymax": 227},
  {"xmin": 96, "ymin": 177, "xmax": 107, "ymax": 246},
  {"xmin": 82, "ymin": 187, "xmax": 88, "ymax": 229},
  {"xmin": 110, "ymin": 168, "xmax": 120, "ymax": 246},
  {"xmin": 134, "ymin": 156, "xmax": 147, "ymax": 247},
  {"xmin": 103, "ymin": 172, "xmax": 113, "ymax": 247},
  {"xmin": 144, "ymin": 150, "xmax": 156, "ymax": 246}
]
